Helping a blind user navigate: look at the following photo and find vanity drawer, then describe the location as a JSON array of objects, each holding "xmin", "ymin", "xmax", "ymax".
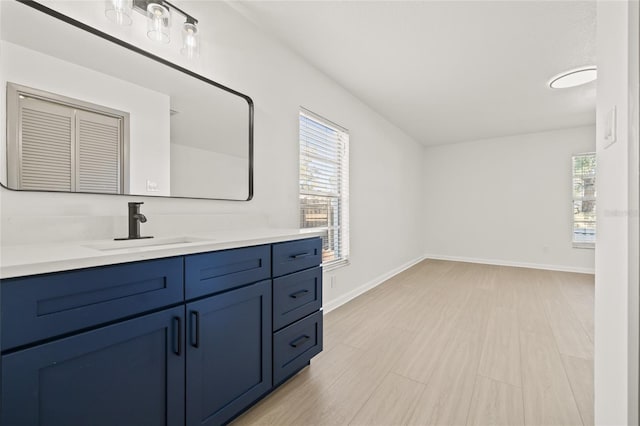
[
  {"xmin": 1, "ymin": 257, "xmax": 183, "ymax": 351},
  {"xmin": 272, "ymin": 238, "xmax": 322, "ymax": 277},
  {"xmin": 273, "ymin": 310, "xmax": 323, "ymax": 385},
  {"xmin": 184, "ymin": 245, "xmax": 270, "ymax": 300},
  {"xmin": 273, "ymin": 267, "xmax": 322, "ymax": 331}
]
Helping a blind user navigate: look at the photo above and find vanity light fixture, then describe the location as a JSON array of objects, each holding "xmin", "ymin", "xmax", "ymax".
[
  {"xmin": 146, "ymin": 2, "xmax": 171, "ymax": 43},
  {"xmin": 105, "ymin": 0, "xmax": 133, "ymax": 26},
  {"xmin": 549, "ymin": 66, "xmax": 597, "ymax": 89},
  {"xmin": 105, "ymin": 0, "xmax": 200, "ymax": 57},
  {"xmin": 181, "ymin": 19, "xmax": 199, "ymax": 58}
]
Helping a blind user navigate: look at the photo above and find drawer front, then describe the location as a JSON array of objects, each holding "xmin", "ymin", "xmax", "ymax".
[
  {"xmin": 185, "ymin": 245, "xmax": 270, "ymax": 300},
  {"xmin": 272, "ymin": 238, "xmax": 322, "ymax": 277},
  {"xmin": 273, "ymin": 267, "xmax": 322, "ymax": 331},
  {"xmin": 1, "ymin": 257, "xmax": 183, "ymax": 351},
  {"xmin": 273, "ymin": 310, "xmax": 323, "ymax": 385}
]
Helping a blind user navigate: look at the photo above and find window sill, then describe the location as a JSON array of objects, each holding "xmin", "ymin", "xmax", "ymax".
[
  {"xmin": 322, "ymin": 259, "xmax": 350, "ymax": 272},
  {"xmin": 573, "ymin": 242, "xmax": 595, "ymax": 250}
]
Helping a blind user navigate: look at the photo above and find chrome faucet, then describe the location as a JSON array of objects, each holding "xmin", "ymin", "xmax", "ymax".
[{"xmin": 115, "ymin": 202, "xmax": 153, "ymax": 240}]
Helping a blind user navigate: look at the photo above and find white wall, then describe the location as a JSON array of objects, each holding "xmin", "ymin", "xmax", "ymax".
[
  {"xmin": 627, "ymin": 2, "xmax": 639, "ymax": 422},
  {"xmin": 0, "ymin": 1, "xmax": 425, "ymax": 308},
  {"xmin": 170, "ymin": 143, "xmax": 247, "ymax": 199},
  {"xmin": 595, "ymin": 1, "xmax": 639, "ymax": 424},
  {"xmin": 423, "ymin": 126, "xmax": 596, "ymax": 273}
]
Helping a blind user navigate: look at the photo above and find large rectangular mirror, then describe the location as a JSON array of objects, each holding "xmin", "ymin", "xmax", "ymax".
[{"xmin": 0, "ymin": 0, "xmax": 253, "ymax": 200}]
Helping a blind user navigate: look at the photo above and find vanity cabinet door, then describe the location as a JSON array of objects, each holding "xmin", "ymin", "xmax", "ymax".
[
  {"xmin": 186, "ymin": 280, "xmax": 272, "ymax": 426},
  {"xmin": 1, "ymin": 306, "xmax": 185, "ymax": 426}
]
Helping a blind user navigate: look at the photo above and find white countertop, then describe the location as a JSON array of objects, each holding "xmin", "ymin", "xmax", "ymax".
[{"xmin": 0, "ymin": 228, "xmax": 326, "ymax": 279}]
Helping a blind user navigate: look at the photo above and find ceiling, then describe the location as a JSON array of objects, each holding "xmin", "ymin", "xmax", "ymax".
[{"xmin": 232, "ymin": 0, "xmax": 596, "ymax": 146}]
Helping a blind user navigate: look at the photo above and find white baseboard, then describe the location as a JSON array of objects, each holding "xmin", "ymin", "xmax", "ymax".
[
  {"xmin": 424, "ymin": 253, "xmax": 595, "ymax": 275},
  {"xmin": 323, "ymin": 255, "xmax": 426, "ymax": 314},
  {"xmin": 322, "ymin": 254, "xmax": 593, "ymax": 315}
]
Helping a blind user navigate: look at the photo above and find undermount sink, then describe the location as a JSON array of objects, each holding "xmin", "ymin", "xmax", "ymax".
[{"xmin": 84, "ymin": 236, "xmax": 213, "ymax": 251}]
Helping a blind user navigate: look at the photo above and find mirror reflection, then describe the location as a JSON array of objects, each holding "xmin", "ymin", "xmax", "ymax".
[{"xmin": 0, "ymin": 1, "xmax": 253, "ymax": 200}]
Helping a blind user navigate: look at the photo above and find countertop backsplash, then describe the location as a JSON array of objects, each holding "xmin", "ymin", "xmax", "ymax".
[{"xmin": 1, "ymin": 211, "xmax": 270, "ymax": 246}]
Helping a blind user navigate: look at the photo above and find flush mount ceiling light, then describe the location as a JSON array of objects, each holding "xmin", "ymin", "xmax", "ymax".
[
  {"xmin": 549, "ymin": 66, "xmax": 597, "ymax": 89},
  {"xmin": 105, "ymin": 0, "xmax": 200, "ymax": 58}
]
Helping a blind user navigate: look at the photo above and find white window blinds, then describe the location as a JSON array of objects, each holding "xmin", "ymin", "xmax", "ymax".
[
  {"xmin": 572, "ymin": 152, "xmax": 596, "ymax": 247},
  {"xmin": 299, "ymin": 108, "xmax": 349, "ymax": 268}
]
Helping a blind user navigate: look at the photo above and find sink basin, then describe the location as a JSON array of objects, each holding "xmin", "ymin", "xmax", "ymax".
[{"xmin": 84, "ymin": 236, "xmax": 213, "ymax": 251}]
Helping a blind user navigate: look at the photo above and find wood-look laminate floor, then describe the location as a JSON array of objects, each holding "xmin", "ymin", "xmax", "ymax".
[{"xmin": 233, "ymin": 260, "xmax": 594, "ymax": 426}]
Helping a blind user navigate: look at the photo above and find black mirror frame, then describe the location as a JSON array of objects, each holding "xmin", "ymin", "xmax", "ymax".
[{"xmin": 2, "ymin": 0, "xmax": 254, "ymax": 201}]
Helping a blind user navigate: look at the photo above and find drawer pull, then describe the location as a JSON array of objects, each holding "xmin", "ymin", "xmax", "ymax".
[
  {"xmin": 290, "ymin": 335, "xmax": 310, "ymax": 348},
  {"xmin": 190, "ymin": 311, "xmax": 200, "ymax": 348},
  {"xmin": 290, "ymin": 252, "xmax": 312, "ymax": 260},
  {"xmin": 172, "ymin": 316, "xmax": 182, "ymax": 356},
  {"xmin": 289, "ymin": 289, "xmax": 309, "ymax": 299}
]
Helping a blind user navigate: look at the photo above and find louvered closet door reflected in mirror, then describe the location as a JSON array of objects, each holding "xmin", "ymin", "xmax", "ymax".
[
  {"xmin": 13, "ymin": 96, "xmax": 74, "ymax": 191},
  {"xmin": 7, "ymin": 83, "xmax": 127, "ymax": 194}
]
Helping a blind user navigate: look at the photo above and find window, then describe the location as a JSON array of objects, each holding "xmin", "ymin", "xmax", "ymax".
[
  {"xmin": 299, "ymin": 108, "xmax": 349, "ymax": 268},
  {"xmin": 572, "ymin": 152, "xmax": 596, "ymax": 247},
  {"xmin": 7, "ymin": 83, "xmax": 128, "ymax": 194}
]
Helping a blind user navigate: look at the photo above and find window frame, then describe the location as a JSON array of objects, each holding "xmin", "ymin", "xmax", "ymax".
[
  {"xmin": 298, "ymin": 107, "xmax": 349, "ymax": 270},
  {"xmin": 572, "ymin": 152, "xmax": 596, "ymax": 249}
]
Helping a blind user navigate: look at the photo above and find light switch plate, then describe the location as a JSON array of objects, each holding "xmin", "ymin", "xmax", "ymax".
[
  {"xmin": 604, "ymin": 106, "xmax": 617, "ymax": 149},
  {"xmin": 146, "ymin": 179, "xmax": 159, "ymax": 192}
]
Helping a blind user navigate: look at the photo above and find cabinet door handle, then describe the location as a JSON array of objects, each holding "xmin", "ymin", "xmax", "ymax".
[
  {"xmin": 289, "ymin": 289, "xmax": 309, "ymax": 299},
  {"xmin": 290, "ymin": 252, "xmax": 311, "ymax": 260},
  {"xmin": 290, "ymin": 335, "xmax": 310, "ymax": 348},
  {"xmin": 172, "ymin": 316, "xmax": 182, "ymax": 356},
  {"xmin": 190, "ymin": 311, "xmax": 200, "ymax": 348}
]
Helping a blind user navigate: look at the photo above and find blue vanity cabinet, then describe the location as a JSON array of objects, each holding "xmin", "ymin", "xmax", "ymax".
[
  {"xmin": 271, "ymin": 238, "xmax": 323, "ymax": 386},
  {"xmin": 185, "ymin": 280, "xmax": 272, "ymax": 426},
  {"xmin": 0, "ymin": 237, "xmax": 323, "ymax": 426},
  {"xmin": 1, "ymin": 306, "xmax": 185, "ymax": 426},
  {"xmin": 1, "ymin": 257, "xmax": 186, "ymax": 426}
]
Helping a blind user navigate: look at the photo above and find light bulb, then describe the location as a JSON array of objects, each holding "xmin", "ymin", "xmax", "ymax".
[
  {"xmin": 181, "ymin": 21, "xmax": 199, "ymax": 58},
  {"xmin": 146, "ymin": 3, "xmax": 171, "ymax": 43},
  {"xmin": 105, "ymin": 0, "xmax": 133, "ymax": 26}
]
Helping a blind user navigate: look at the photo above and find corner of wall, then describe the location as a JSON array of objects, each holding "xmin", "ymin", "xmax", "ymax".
[{"xmin": 626, "ymin": 0, "xmax": 640, "ymax": 423}]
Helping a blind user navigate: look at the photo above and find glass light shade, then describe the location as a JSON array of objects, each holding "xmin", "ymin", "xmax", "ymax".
[
  {"xmin": 181, "ymin": 22, "xmax": 199, "ymax": 58},
  {"xmin": 105, "ymin": 0, "xmax": 133, "ymax": 26},
  {"xmin": 146, "ymin": 3, "xmax": 171, "ymax": 44},
  {"xmin": 549, "ymin": 67, "xmax": 597, "ymax": 89}
]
